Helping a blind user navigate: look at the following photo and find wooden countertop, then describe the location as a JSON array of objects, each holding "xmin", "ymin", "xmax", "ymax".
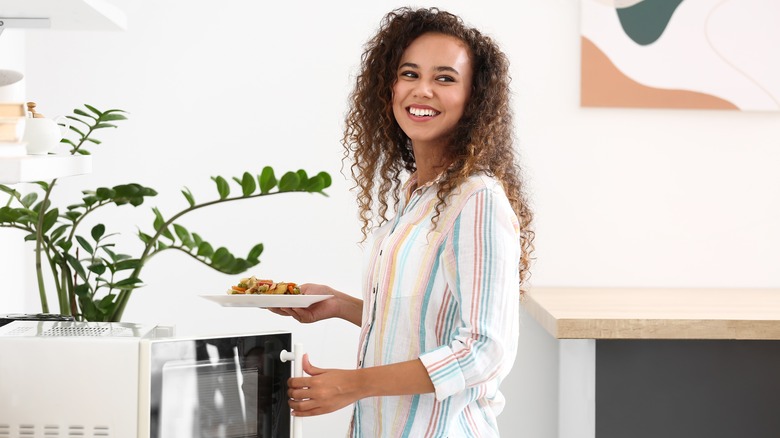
[{"xmin": 522, "ymin": 287, "xmax": 780, "ymax": 340}]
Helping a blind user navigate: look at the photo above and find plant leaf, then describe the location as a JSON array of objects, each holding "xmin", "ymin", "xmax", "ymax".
[
  {"xmin": 82, "ymin": 195, "xmax": 98, "ymax": 206},
  {"xmin": 0, "ymin": 184, "xmax": 21, "ymax": 201},
  {"xmin": 181, "ymin": 187, "xmax": 195, "ymax": 207},
  {"xmin": 49, "ymin": 224, "xmax": 69, "ymax": 241},
  {"xmin": 32, "ymin": 181, "xmax": 50, "ymax": 191},
  {"xmin": 65, "ymin": 211, "xmax": 81, "ymax": 222},
  {"xmin": 76, "ymin": 236, "xmax": 94, "ymax": 254},
  {"xmin": 65, "ymin": 115, "xmax": 92, "ymax": 127},
  {"xmin": 305, "ymin": 175, "xmax": 325, "ymax": 193},
  {"xmin": 84, "ymin": 104, "xmax": 103, "ymax": 117},
  {"xmin": 100, "ymin": 113, "xmax": 127, "ymax": 122},
  {"xmin": 278, "ymin": 171, "xmax": 301, "ymax": 192},
  {"xmin": 152, "ymin": 207, "xmax": 174, "ymax": 241},
  {"xmin": 138, "ymin": 231, "xmax": 152, "ymax": 245},
  {"xmin": 296, "ymin": 169, "xmax": 309, "ymax": 187},
  {"xmin": 88, "ymin": 262, "xmax": 107, "ymax": 275},
  {"xmin": 259, "ymin": 166, "xmax": 276, "ymax": 194},
  {"xmin": 68, "ymin": 125, "xmax": 87, "ymax": 138},
  {"xmin": 101, "ymin": 246, "xmax": 118, "ymax": 263},
  {"xmin": 96, "ymin": 187, "xmax": 116, "ymax": 200},
  {"xmin": 58, "ymin": 240, "xmax": 73, "ymax": 251},
  {"xmin": 74, "ymin": 108, "xmax": 97, "ymax": 120},
  {"xmin": 173, "ymin": 223, "xmax": 191, "ymax": 244},
  {"xmin": 97, "ymin": 294, "xmax": 117, "ymax": 312},
  {"xmin": 74, "ymin": 283, "xmax": 91, "ymax": 298},
  {"xmin": 197, "ymin": 241, "xmax": 214, "ymax": 257},
  {"xmin": 113, "ymin": 277, "xmax": 143, "ymax": 289},
  {"xmin": 212, "ymin": 176, "xmax": 230, "ymax": 199},
  {"xmin": 32, "ymin": 199, "xmax": 51, "ymax": 214},
  {"xmin": 65, "ymin": 253, "xmax": 88, "ymax": 281},
  {"xmin": 247, "ymin": 243, "xmax": 264, "ymax": 263},
  {"xmin": 211, "ymin": 247, "xmax": 233, "ymax": 269},
  {"xmin": 78, "ymin": 297, "xmax": 98, "ymax": 322},
  {"xmin": 60, "ymin": 139, "xmax": 77, "ymax": 150},
  {"xmin": 21, "ymin": 193, "xmax": 38, "ymax": 209},
  {"xmin": 0, "ymin": 207, "xmax": 18, "ymax": 223},
  {"xmin": 41, "ymin": 208, "xmax": 59, "ymax": 233},
  {"xmin": 115, "ymin": 259, "xmax": 142, "ymax": 271},
  {"xmin": 241, "ymin": 172, "xmax": 256, "ymax": 196},
  {"xmin": 317, "ymin": 171, "xmax": 332, "ymax": 189},
  {"xmin": 91, "ymin": 224, "xmax": 106, "ymax": 241}
]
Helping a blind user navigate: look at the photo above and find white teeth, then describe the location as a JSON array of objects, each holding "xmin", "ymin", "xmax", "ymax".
[{"xmin": 409, "ymin": 107, "xmax": 439, "ymax": 117}]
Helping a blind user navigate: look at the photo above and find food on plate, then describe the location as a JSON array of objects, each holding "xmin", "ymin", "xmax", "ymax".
[{"xmin": 228, "ymin": 276, "xmax": 301, "ymax": 295}]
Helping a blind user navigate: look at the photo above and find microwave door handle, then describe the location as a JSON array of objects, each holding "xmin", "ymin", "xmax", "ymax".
[{"xmin": 280, "ymin": 343, "xmax": 304, "ymax": 438}]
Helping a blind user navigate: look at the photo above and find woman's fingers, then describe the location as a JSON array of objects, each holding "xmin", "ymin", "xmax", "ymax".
[
  {"xmin": 266, "ymin": 308, "xmax": 290, "ymax": 316},
  {"xmin": 289, "ymin": 400, "xmax": 327, "ymax": 416}
]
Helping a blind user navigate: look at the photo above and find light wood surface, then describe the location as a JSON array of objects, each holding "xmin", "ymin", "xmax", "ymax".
[{"xmin": 522, "ymin": 287, "xmax": 780, "ymax": 340}]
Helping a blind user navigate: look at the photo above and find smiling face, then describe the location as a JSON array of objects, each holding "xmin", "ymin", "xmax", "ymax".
[{"xmin": 392, "ymin": 32, "xmax": 473, "ymax": 157}]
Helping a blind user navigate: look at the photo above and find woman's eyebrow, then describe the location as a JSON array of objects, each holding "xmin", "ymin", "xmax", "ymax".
[{"xmin": 398, "ymin": 62, "xmax": 460, "ymax": 75}]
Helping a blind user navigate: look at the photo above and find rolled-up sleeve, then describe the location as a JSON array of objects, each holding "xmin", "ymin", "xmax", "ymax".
[{"xmin": 419, "ymin": 186, "xmax": 521, "ymax": 401}]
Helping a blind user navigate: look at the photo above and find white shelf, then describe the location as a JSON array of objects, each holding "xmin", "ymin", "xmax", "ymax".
[
  {"xmin": 0, "ymin": 0, "xmax": 126, "ymax": 31},
  {"xmin": 0, "ymin": 155, "xmax": 91, "ymax": 184}
]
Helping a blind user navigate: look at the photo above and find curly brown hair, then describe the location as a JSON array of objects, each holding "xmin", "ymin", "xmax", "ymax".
[{"xmin": 342, "ymin": 7, "xmax": 534, "ymax": 286}]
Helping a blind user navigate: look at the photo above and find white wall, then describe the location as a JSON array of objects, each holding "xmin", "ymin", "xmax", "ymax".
[{"xmin": 5, "ymin": 0, "xmax": 780, "ymax": 436}]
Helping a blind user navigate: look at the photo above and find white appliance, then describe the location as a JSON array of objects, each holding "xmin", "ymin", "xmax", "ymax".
[{"xmin": 0, "ymin": 321, "xmax": 302, "ymax": 438}]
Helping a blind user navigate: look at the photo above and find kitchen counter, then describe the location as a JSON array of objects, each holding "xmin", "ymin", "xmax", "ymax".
[
  {"xmin": 519, "ymin": 287, "xmax": 780, "ymax": 438},
  {"xmin": 523, "ymin": 287, "xmax": 780, "ymax": 340}
]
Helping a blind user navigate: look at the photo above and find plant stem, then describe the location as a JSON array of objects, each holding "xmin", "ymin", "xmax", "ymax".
[
  {"xmin": 35, "ymin": 179, "xmax": 58, "ymax": 314},
  {"xmin": 43, "ymin": 244, "xmax": 64, "ymax": 302}
]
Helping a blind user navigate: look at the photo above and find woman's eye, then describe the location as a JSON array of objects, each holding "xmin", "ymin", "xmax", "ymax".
[
  {"xmin": 400, "ymin": 70, "xmax": 418, "ymax": 78},
  {"xmin": 436, "ymin": 75, "xmax": 455, "ymax": 83}
]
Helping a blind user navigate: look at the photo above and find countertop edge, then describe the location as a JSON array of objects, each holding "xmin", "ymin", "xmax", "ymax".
[{"xmin": 521, "ymin": 287, "xmax": 780, "ymax": 340}]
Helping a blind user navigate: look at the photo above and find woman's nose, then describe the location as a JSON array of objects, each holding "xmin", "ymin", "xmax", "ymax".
[{"xmin": 413, "ymin": 80, "xmax": 433, "ymax": 98}]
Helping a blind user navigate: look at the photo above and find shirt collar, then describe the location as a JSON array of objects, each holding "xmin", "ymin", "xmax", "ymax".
[{"xmin": 403, "ymin": 170, "xmax": 448, "ymax": 202}]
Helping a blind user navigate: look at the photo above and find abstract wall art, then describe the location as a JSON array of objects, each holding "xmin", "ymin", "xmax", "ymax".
[{"xmin": 580, "ymin": 0, "xmax": 780, "ymax": 111}]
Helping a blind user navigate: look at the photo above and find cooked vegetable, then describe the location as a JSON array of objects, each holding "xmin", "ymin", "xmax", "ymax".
[{"xmin": 228, "ymin": 275, "xmax": 301, "ymax": 295}]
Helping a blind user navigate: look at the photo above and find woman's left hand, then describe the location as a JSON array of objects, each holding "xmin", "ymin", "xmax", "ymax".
[{"xmin": 287, "ymin": 354, "xmax": 365, "ymax": 417}]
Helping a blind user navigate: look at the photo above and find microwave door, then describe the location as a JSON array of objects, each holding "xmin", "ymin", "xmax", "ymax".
[{"xmin": 149, "ymin": 333, "xmax": 291, "ymax": 438}]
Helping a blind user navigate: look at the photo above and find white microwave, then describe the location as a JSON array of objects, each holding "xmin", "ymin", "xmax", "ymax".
[{"xmin": 0, "ymin": 321, "xmax": 298, "ymax": 438}]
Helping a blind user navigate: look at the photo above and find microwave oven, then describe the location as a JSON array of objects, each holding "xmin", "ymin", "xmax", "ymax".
[{"xmin": 0, "ymin": 321, "xmax": 301, "ymax": 438}]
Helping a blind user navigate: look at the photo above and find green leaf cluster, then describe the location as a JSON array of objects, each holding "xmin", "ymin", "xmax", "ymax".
[
  {"xmin": 61, "ymin": 105, "xmax": 127, "ymax": 156},
  {"xmin": 0, "ymin": 104, "xmax": 332, "ymax": 322}
]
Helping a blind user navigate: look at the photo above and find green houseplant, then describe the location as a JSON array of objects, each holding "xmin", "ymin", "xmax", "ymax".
[{"xmin": 0, "ymin": 104, "xmax": 330, "ymax": 322}]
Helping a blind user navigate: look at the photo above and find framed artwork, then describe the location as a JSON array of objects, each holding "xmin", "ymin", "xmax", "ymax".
[{"xmin": 580, "ymin": 0, "xmax": 780, "ymax": 111}]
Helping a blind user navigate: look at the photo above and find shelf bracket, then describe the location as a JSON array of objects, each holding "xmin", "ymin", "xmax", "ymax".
[{"xmin": 0, "ymin": 18, "xmax": 51, "ymax": 37}]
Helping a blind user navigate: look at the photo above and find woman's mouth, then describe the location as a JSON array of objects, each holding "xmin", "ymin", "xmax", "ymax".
[{"xmin": 407, "ymin": 106, "xmax": 441, "ymax": 118}]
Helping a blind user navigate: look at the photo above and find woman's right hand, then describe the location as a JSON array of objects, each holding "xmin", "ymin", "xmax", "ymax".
[{"xmin": 267, "ymin": 283, "xmax": 341, "ymax": 324}]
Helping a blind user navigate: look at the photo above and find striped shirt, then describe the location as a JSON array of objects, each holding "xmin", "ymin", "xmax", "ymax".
[{"xmin": 349, "ymin": 172, "xmax": 522, "ymax": 437}]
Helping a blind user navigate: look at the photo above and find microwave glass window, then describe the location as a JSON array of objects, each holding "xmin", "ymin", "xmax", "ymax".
[{"xmin": 149, "ymin": 334, "xmax": 291, "ymax": 438}]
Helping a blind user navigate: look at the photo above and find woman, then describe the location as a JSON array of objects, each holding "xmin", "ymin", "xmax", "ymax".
[{"xmin": 271, "ymin": 7, "xmax": 534, "ymax": 437}]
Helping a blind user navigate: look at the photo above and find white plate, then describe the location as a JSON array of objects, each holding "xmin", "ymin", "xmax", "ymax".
[{"xmin": 200, "ymin": 294, "xmax": 334, "ymax": 308}]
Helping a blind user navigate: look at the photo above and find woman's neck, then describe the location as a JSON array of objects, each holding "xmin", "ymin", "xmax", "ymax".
[{"xmin": 412, "ymin": 142, "xmax": 451, "ymax": 187}]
